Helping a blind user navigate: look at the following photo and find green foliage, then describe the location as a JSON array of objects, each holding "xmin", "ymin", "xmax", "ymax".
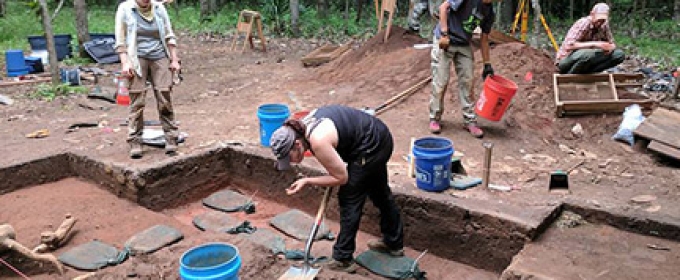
[{"xmin": 32, "ymin": 83, "xmax": 88, "ymax": 101}]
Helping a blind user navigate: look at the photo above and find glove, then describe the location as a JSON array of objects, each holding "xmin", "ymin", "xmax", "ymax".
[
  {"xmin": 482, "ymin": 63, "xmax": 494, "ymax": 80},
  {"xmin": 438, "ymin": 35, "xmax": 450, "ymax": 50}
]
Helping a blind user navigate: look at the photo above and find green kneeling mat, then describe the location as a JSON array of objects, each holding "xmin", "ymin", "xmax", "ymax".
[
  {"xmin": 270, "ymin": 209, "xmax": 334, "ymax": 241},
  {"xmin": 124, "ymin": 225, "xmax": 183, "ymax": 256},
  {"xmin": 203, "ymin": 189, "xmax": 255, "ymax": 213},
  {"xmin": 355, "ymin": 250, "xmax": 426, "ymax": 279},
  {"xmin": 193, "ymin": 211, "xmax": 255, "ymax": 234},
  {"xmin": 59, "ymin": 240, "xmax": 126, "ymax": 271},
  {"xmin": 450, "ymin": 174, "xmax": 482, "ymax": 190}
]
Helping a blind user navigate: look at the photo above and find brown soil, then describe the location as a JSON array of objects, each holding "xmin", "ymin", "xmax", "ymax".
[{"xmin": 1, "ymin": 26, "xmax": 679, "ymax": 279}]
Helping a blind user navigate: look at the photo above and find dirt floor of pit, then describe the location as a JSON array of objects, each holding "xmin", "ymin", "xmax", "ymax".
[
  {"xmin": 502, "ymin": 221, "xmax": 680, "ymax": 279},
  {"xmin": 0, "ymin": 178, "xmax": 498, "ymax": 279},
  {"xmin": 2, "ymin": 26, "xmax": 680, "ymax": 278}
]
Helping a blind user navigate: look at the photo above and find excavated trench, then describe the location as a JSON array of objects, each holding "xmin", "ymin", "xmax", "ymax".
[{"xmin": 2, "ymin": 143, "xmax": 678, "ymax": 279}]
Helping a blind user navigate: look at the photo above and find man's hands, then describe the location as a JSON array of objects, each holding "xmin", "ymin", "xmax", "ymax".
[
  {"xmin": 600, "ymin": 42, "xmax": 616, "ymax": 54},
  {"xmin": 438, "ymin": 35, "xmax": 450, "ymax": 50},
  {"xmin": 286, "ymin": 177, "xmax": 310, "ymax": 195},
  {"xmin": 482, "ymin": 63, "xmax": 494, "ymax": 80}
]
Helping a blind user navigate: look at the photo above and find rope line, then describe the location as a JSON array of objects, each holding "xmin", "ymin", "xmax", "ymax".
[{"xmin": 0, "ymin": 257, "xmax": 32, "ymax": 280}]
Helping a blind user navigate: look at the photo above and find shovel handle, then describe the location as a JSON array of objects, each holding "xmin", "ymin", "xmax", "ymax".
[{"xmin": 303, "ymin": 187, "xmax": 332, "ymax": 266}]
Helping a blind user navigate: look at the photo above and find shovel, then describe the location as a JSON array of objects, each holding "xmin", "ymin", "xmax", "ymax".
[{"xmin": 279, "ymin": 187, "xmax": 332, "ymax": 280}]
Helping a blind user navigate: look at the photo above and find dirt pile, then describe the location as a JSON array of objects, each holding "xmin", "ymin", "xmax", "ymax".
[{"xmin": 316, "ymin": 26, "xmax": 431, "ymax": 90}]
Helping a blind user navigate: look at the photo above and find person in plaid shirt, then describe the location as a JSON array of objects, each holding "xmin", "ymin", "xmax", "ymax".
[{"xmin": 555, "ymin": 3, "xmax": 624, "ymax": 74}]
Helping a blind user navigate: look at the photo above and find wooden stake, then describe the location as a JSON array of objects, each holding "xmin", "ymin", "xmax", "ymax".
[{"xmin": 408, "ymin": 138, "xmax": 416, "ymax": 178}]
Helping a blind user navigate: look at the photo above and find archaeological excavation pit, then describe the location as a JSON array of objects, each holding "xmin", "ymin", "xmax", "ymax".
[{"xmin": 1, "ymin": 143, "xmax": 679, "ymax": 280}]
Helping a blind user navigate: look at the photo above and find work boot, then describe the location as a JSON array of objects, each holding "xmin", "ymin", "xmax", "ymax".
[
  {"xmin": 465, "ymin": 124, "xmax": 484, "ymax": 138},
  {"xmin": 367, "ymin": 239, "xmax": 404, "ymax": 257},
  {"xmin": 429, "ymin": 120, "xmax": 441, "ymax": 134},
  {"xmin": 129, "ymin": 142, "xmax": 143, "ymax": 159},
  {"xmin": 326, "ymin": 259, "xmax": 357, "ymax": 273},
  {"xmin": 165, "ymin": 136, "xmax": 178, "ymax": 155}
]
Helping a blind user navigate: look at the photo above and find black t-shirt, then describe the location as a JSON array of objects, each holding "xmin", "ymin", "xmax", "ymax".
[
  {"xmin": 308, "ymin": 105, "xmax": 389, "ymax": 163},
  {"xmin": 434, "ymin": 0, "xmax": 495, "ymax": 45}
]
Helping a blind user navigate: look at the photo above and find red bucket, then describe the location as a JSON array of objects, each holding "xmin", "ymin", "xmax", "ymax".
[
  {"xmin": 292, "ymin": 110, "xmax": 309, "ymax": 120},
  {"xmin": 475, "ymin": 75, "xmax": 518, "ymax": 122}
]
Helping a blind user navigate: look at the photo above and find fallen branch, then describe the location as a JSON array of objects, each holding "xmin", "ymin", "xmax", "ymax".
[
  {"xmin": 33, "ymin": 214, "xmax": 77, "ymax": 253},
  {"xmin": 0, "ymin": 224, "xmax": 64, "ymax": 275}
]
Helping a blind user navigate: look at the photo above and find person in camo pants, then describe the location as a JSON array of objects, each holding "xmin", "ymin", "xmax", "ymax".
[{"xmin": 408, "ymin": 0, "xmax": 439, "ymax": 34}]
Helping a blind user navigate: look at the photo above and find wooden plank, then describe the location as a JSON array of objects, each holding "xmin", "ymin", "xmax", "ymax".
[
  {"xmin": 301, "ymin": 43, "xmax": 351, "ymax": 67},
  {"xmin": 560, "ymin": 100, "xmax": 655, "ymax": 116},
  {"xmin": 633, "ymin": 108, "xmax": 680, "ymax": 149},
  {"xmin": 0, "ymin": 77, "xmax": 51, "ymax": 87},
  {"xmin": 611, "ymin": 73, "xmax": 645, "ymax": 81},
  {"xmin": 609, "ymin": 74, "xmax": 618, "ymax": 100},
  {"xmin": 556, "ymin": 74, "xmax": 611, "ymax": 83},
  {"xmin": 648, "ymin": 140, "xmax": 680, "ymax": 160}
]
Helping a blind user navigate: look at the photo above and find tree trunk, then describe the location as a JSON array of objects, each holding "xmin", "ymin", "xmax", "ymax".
[
  {"xmin": 74, "ymin": 0, "xmax": 90, "ymax": 59},
  {"xmin": 675, "ymin": 0, "xmax": 680, "ymax": 21},
  {"xmin": 317, "ymin": 0, "xmax": 328, "ymax": 18},
  {"xmin": 570, "ymin": 0, "xmax": 574, "ymax": 21},
  {"xmin": 531, "ymin": 0, "xmax": 541, "ymax": 48},
  {"xmin": 290, "ymin": 0, "xmax": 300, "ymax": 37},
  {"xmin": 501, "ymin": 0, "xmax": 515, "ymax": 29},
  {"xmin": 345, "ymin": 0, "xmax": 350, "ymax": 33},
  {"xmin": 355, "ymin": 0, "xmax": 364, "ymax": 22},
  {"xmin": 38, "ymin": 0, "xmax": 60, "ymax": 86},
  {"xmin": 0, "ymin": 0, "xmax": 6, "ymax": 18},
  {"xmin": 199, "ymin": 0, "xmax": 210, "ymax": 21}
]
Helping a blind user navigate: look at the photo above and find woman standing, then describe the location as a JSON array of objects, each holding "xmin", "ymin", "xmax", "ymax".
[
  {"xmin": 269, "ymin": 105, "xmax": 405, "ymax": 273},
  {"xmin": 115, "ymin": 0, "xmax": 181, "ymax": 158}
]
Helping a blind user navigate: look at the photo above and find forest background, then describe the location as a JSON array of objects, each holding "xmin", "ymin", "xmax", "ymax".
[{"xmin": 0, "ymin": 0, "xmax": 678, "ymax": 68}]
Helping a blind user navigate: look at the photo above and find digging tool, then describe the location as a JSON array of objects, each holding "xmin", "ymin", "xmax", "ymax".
[
  {"xmin": 549, "ymin": 160, "xmax": 585, "ymax": 192},
  {"xmin": 367, "ymin": 76, "xmax": 432, "ymax": 116},
  {"xmin": 279, "ymin": 187, "xmax": 333, "ymax": 280}
]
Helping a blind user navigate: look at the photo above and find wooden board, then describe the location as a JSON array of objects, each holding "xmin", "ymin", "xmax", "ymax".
[
  {"xmin": 633, "ymin": 108, "xmax": 680, "ymax": 149},
  {"xmin": 554, "ymin": 73, "xmax": 654, "ymax": 117},
  {"xmin": 0, "ymin": 77, "xmax": 51, "ymax": 87},
  {"xmin": 301, "ymin": 43, "xmax": 351, "ymax": 67},
  {"xmin": 648, "ymin": 140, "xmax": 680, "ymax": 160}
]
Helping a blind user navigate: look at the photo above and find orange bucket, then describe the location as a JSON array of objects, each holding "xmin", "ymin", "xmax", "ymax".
[{"xmin": 475, "ymin": 75, "xmax": 518, "ymax": 122}]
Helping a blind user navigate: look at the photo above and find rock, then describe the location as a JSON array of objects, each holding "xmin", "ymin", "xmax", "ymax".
[
  {"xmin": 559, "ymin": 144, "xmax": 576, "ymax": 154},
  {"xmin": 0, "ymin": 94, "xmax": 14, "ymax": 105},
  {"xmin": 630, "ymin": 194, "xmax": 656, "ymax": 204},
  {"xmin": 571, "ymin": 123, "xmax": 583, "ymax": 136},
  {"xmin": 645, "ymin": 205, "xmax": 661, "ymax": 212}
]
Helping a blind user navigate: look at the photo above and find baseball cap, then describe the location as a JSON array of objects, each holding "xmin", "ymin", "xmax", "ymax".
[
  {"xmin": 270, "ymin": 126, "xmax": 296, "ymax": 170},
  {"xmin": 592, "ymin": 3, "xmax": 609, "ymax": 21}
]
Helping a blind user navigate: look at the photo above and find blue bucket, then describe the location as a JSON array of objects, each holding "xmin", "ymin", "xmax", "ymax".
[
  {"xmin": 5, "ymin": 50, "xmax": 28, "ymax": 77},
  {"xmin": 179, "ymin": 243, "xmax": 241, "ymax": 280},
  {"xmin": 257, "ymin": 104, "xmax": 290, "ymax": 147},
  {"xmin": 413, "ymin": 137, "xmax": 454, "ymax": 192}
]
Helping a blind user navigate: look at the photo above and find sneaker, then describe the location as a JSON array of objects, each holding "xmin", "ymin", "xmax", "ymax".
[
  {"xmin": 129, "ymin": 142, "xmax": 143, "ymax": 159},
  {"xmin": 465, "ymin": 124, "xmax": 484, "ymax": 138},
  {"xmin": 326, "ymin": 259, "xmax": 357, "ymax": 273},
  {"xmin": 429, "ymin": 120, "xmax": 441, "ymax": 134},
  {"xmin": 367, "ymin": 239, "xmax": 404, "ymax": 257}
]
